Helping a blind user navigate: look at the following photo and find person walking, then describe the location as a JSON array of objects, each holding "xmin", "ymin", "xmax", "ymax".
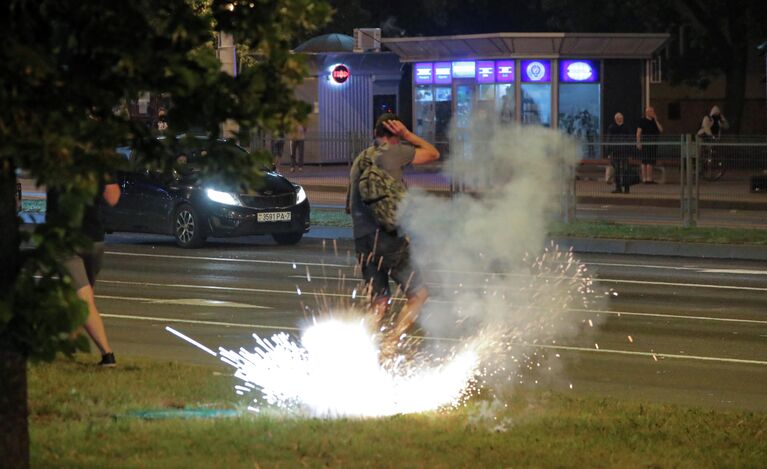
[
  {"xmin": 47, "ymin": 178, "xmax": 121, "ymax": 366},
  {"xmin": 607, "ymin": 112, "xmax": 633, "ymax": 193},
  {"xmin": 636, "ymin": 106, "xmax": 663, "ymax": 184},
  {"xmin": 288, "ymin": 123, "xmax": 306, "ymax": 172},
  {"xmin": 271, "ymin": 131, "xmax": 285, "ymax": 171},
  {"xmin": 346, "ymin": 113, "xmax": 439, "ymax": 340}
]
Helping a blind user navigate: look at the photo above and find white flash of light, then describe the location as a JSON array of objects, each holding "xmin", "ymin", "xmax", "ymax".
[{"xmin": 217, "ymin": 314, "xmax": 481, "ymax": 418}]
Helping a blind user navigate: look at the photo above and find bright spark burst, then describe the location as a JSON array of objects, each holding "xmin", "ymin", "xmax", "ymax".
[
  {"xmin": 167, "ymin": 243, "xmax": 609, "ymax": 418},
  {"xmin": 172, "ymin": 314, "xmax": 482, "ymax": 418}
]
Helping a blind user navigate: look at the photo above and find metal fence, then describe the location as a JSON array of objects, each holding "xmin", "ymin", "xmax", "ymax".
[
  {"xmin": 570, "ymin": 136, "xmax": 767, "ymax": 228},
  {"xmin": 253, "ymin": 132, "xmax": 767, "ymax": 228}
]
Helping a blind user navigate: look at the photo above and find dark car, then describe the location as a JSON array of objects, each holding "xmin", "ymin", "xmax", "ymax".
[{"xmin": 103, "ymin": 139, "xmax": 310, "ymax": 248}]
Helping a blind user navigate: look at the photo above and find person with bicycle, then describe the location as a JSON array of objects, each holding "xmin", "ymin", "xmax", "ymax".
[
  {"xmin": 697, "ymin": 105, "xmax": 729, "ymax": 139},
  {"xmin": 696, "ymin": 105, "xmax": 729, "ymax": 181}
]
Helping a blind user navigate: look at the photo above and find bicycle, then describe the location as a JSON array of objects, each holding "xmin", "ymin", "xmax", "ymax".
[{"xmin": 698, "ymin": 137, "xmax": 726, "ymax": 182}]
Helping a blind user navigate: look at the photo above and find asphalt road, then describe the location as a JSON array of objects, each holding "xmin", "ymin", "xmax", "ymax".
[{"xmin": 95, "ymin": 232, "xmax": 767, "ymax": 412}]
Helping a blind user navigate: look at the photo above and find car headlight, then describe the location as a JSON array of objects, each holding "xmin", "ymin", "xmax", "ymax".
[
  {"xmin": 206, "ymin": 188, "xmax": 242, "ymax": 206},
  {"xmin": 295, "ymin": 185, "xmax": 307, "ymax": 204}
]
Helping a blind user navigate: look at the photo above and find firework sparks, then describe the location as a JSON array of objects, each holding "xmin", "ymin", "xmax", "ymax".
[
  {"xmin": 170, "ymin": 313, "xmax": 483, "ymax": 418},
  {"xmin": 167, "ymin": 243, "xmax": 604, "ymax": 419}
]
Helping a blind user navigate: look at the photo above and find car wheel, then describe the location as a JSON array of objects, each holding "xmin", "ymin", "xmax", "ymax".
[
  {"xmin": 174, "ymin": 203, "xmax": 207, "ymax": 248},
  {"xmin": 272, "ymin": 231, "xmax": 303, "ymax": 245}
]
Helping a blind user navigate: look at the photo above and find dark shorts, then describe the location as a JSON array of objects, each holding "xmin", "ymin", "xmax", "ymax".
[
  {"xmin": 640, "ymin": 146, "xmax": 658, "ymax": 165},
  {"xmin": 355, "ymin": 231, "xmax": 424, "ymax": 299},
  {"xmin": 63, "ymin": 242, "xmax": 105, "ymax": 290}
]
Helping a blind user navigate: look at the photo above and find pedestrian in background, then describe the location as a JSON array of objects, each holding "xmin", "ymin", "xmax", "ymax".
[
  {"xmin": 289, "ymin": 123, "xmax": 305, "ymax": 172},
  {"xmin": 47, "ymin": 178, "xmax": 121, "ymax": 366},
  {"xmin": 636, "ymin": 106, "xmax": 663, "ymax": 184},
  {"xmin": 607, "ymin": 112, "xmax": 633, "ymax": 193},
  {"xmin": 697, "ymin": 105, "xmax": 728, "ymax": 139},
  {"xmin": 271, "ymin": 131, "xmax": 285, "ymax": 171},
  {"xmin": 154, "ymin": 107, "xmax": 169, "ymax": 134}
]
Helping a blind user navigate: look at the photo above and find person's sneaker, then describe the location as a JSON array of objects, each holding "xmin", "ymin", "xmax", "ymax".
[{"xmin": 98, "ymin": 352, "xmax": 116, "ymax": 367}]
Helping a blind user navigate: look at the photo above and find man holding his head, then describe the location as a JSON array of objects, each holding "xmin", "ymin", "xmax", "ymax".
[{"xmin": 347, "ymin": 114, "xmax": 439, "ymax": 340}]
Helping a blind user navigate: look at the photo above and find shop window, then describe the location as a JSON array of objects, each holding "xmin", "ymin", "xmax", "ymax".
[
  {"xmin": 521, "ymin": 84, "xmax": 551, "ymax": 126},
  {"xmin": 559, "ymin": 84, "xmax": 600, "ymax": 139},
  {"xmin": 434, "ymin": 86, "xmax": 452, "ymax": 144},
  {"xmin": 496, "ymin": 83, "xmax": 515, "ymax": 125},
  {"xmin": 454, "ymin": 85, "xmax": 473, "ymax": 130},
  {"xmin": 414, "ymin": 85, "xmax": 435, "ymax": 142},
  {"xmin": 559, "ymin": 83, "xmax": 600, "ymax": 158}
]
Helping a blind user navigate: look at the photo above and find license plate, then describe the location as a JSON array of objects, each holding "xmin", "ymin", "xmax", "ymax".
[{"xmin": 257, "ymin": 211, "xmax": 291, "ymax": 222}]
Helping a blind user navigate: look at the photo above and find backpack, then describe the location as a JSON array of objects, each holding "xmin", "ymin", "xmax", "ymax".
[{"xmin": 354, "ymin": 143, "xmax": 407, "ymax": 233}]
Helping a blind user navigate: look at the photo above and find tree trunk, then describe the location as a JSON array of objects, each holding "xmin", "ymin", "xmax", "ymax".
[
  {"xmin": 0, "ymin": 160, "xmax": 29, "ymax": 468},
  {"xmin": 0, "ymin": 342, "xmax": 29, "ymax": 469},
  {"xmin": 723, "ymin": 55, "xmax": 747, "ymax": 135},
  {"xmin": 722, "ymin": 8, "xmax": 750, "ymax": 135}
]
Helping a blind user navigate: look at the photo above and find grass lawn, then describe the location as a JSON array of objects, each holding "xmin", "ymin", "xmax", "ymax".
[
  {"xmin": 548, "ymin": 221, "xmax": 767, "ymax": 245},
  {"xmin": 310, "ymin": 208, "xmax": 767, "ymax": 245},
  {"xmin": 29, "ymin": 356, "xmax": 767, "ymax": 468}
]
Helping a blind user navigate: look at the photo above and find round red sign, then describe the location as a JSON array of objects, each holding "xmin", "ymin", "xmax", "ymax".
[{"xmin": 331, "ymin": 64, "xmax": 350, "ymax": 84}]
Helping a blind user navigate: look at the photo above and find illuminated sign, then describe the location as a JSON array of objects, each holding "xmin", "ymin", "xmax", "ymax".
[
  {"xmin": 476, "ymin": 61, "xmax": 495, "ymax": 83},
  {"xmin": 414, "ymin": 63, "xmax": 434, "ymax": 84},
  {"xmin": 434, "ymin": 62, "xmax": 452, "ymax": 84},
  {"xmin": 330, "ymin": 64, "xmax": 350, "ymax": 84},
  {"xmin": 560, "ymin": 60, "xmax": 599, "ymax": 82},
  {"xmin": 521, "ymin": 60, "xmax": 551, "ymax": 82},
  {"xmin": 452, "ymin": 61, "xmax": 476, "ymax": 78},
  {"xmin": 495, "ymin": 60, "xmax": 514, "ymax": 82}
]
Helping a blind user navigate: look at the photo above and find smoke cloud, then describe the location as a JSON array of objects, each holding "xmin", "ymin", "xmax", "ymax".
[{"xmin": 399, "ymin": 113, "xmax": 599, "ymax": 369}]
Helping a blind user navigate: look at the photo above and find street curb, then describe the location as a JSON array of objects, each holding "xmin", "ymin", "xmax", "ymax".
[
  {"xmin": 307, "ymin": 227, "xmax": 767, "ymax": 261},
  {"xmin": 19, "ymin": 212, "xmax": 767, "ymax": 261},
  {"xmin": 549, "ymin": 237, "xmax": 767, "ymax": 261}
]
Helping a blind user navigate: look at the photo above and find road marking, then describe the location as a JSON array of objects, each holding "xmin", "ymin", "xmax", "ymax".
[
  {"xmin": 98, "ymin": 279, "xmax": 353, "ymax": 299},
  {"xmin": 571, "ymin": 308, "xmax": 767, "ymax": 325},
  {"xmin": 287, "ymin": 273, "xmax": 767, "ymax": 293},
  {"xmin": 98, "ymin": 279, "xmax": 767, "ymax": 322},
  {"xmin": 597, "ymin": 278, "xmax": 767, "ymax": 292},
  {"xmin": 105, "ymin": 250, "xmax": 350, "ymax": 268},
  {"xmin": 103, "ymin": 313, "xmax": 300, "ymax": 331},
  {"xmin": 586, "ymin": 261, "xmax": 767, "ymax": 275},
  {"xmin": 698, "ymin": 268, "xmax": 767, "ymax": 275},
  {"xmin": 530, "ymin": 343, "xmax": 767, "ymax": 366},
  {"xmin": 102, "ymin": 313, "xmax": 767, "ymax": 366},
  {"xmin": 97, "ymin": 295, "xmax": 271, "ymax": 309},
  {"xmin": 105, "ymin": 251, "xmax": 767, "ymax": 280}
]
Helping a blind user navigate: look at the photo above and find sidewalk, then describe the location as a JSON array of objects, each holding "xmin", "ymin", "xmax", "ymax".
[
  {"xmin": 305, "ymin": 226, "xmax": 767, "ymax": 262},
  {"xmin": 285, "ymin": 164, "xmax": 767, "ymax": 211},
  {"xmin": 18, "ymin": 173, "xmax": 767, "ymax": 261}
]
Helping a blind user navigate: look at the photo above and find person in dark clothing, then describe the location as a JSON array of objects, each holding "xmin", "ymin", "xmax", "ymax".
[
  {"xmin": 346, "ymin": 113, "xmax": 439, "ymax": 339},
  {"xmin": 697, "ymin": 105, "xmax": 729, "ymax": 139},
  {"xmin": 607, "ymin": 112, "xmax": 633, "ymax": 193},
  {"xmin": 636, "ymin": 106, "xmax": 663, "ymax": 184},
  {"xmin": 47, "ymin": 179, "xmax": 121, "ymax": 366}
]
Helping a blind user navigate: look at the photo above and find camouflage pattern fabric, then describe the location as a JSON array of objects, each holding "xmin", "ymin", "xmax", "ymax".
[{"xmin": 354, "ymin": 143, "xmax": 407, "ymax": 233}]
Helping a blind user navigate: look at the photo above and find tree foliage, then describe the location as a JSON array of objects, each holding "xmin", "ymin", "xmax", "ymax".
[{"xmin": 0, "ymin": 0, "xmax": 330, "ymax": 466}]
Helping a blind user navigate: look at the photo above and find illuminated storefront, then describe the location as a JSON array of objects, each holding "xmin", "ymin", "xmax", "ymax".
[{"xmin": 384, "ymin": 33, "xmax": 669, "ymax": 151}]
